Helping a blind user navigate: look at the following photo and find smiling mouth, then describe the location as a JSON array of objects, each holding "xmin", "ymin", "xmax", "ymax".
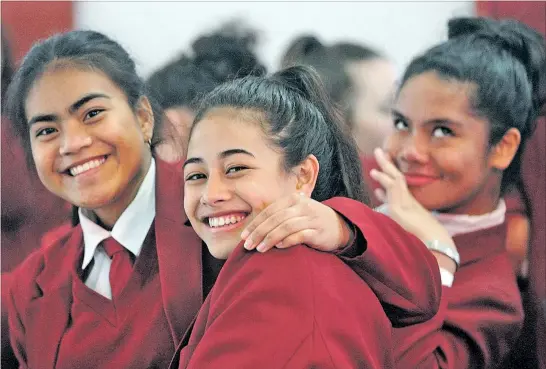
[
  {"xmin": 204, "ymin": 212, "xmax": 249, "ymax": 228},
  {"xmin": 67, "ymin": 156, "xmax": 107, "ymax": 177}
]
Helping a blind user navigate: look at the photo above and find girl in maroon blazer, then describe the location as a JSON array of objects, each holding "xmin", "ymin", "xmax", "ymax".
[
  {"xmin": 174, "ymin": 65, "xmax": 396, "ymax": 368},
  {"xmin": 370, "ymin": 17, "xmax": 545, "ymax": 369},
  {"xmin": 4, "ymin": 30, "xmax": 447, "ymax": 368}
]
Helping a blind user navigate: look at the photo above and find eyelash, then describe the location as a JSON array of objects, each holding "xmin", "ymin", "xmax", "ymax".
[
  {"xmin": 432, "ymin": 126, "xmax": 454, "ymax": 137},
  {"xmin": 226, "ymin": 165, "xmax": 248, "ymax": 174},
  {"xmin": 84, "ymin": 109, "xmax": 105, "ymax": 121},
  {"xmin": 185, "ymin": 166, "xmax": 249, "ymax": 182},
  {"xmin": 394, "ymin": 118, "xmax": 454, "ymax": 138},
  {"xmin": 393, "ymin": 118, "xmax": 408, "ymax": 131},
  {"xmin": 35, "ymin": 127, "xmax": 58, "ymax": 138}
]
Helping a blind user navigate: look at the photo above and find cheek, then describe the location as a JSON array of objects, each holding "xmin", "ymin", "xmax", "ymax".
[
  {"xmin": 436, "ymin": 147, "xmax": 484, "ymax": 178},
  {"xmin": 183, "ymin": 186, "xmax": 200, "ymax": 219},
  {"xmin": 233, "ymin": 180, "xmax": 273, "ymax": 212},
  {"xmin": 383, "ymin": 135, "xmax": 401, "ymax": 156}
]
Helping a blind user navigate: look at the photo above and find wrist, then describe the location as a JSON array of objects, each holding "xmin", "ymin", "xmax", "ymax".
[
  {"xmin": 336, "ymin": 213, "xmax": 354, "ymax": 250},
  {"xmin": 425, "ymin": 239, "xmax": 460, "ymax": 269}
]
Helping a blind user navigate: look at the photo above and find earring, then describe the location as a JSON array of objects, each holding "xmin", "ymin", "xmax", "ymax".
[{"xmin": 296, "ymin": 182, "xmax": 303, "ymax": 190}]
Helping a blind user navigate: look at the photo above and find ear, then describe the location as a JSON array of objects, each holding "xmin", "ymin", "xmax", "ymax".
[
  {"xmin": 293, "ymin": 154, "xmax": 320, "ymax": 196},
  {"xmin": 488, "ymin": 128, "xmax": 521, "ymax": 170},
  {"xmin": 135, "ymin": 96, "xmax": 155, "ymax": 143}
]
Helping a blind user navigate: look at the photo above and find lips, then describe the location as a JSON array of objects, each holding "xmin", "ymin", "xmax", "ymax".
[{"xmin": 404, "ymin": 174, "xmax": 439, "ymax": 187}]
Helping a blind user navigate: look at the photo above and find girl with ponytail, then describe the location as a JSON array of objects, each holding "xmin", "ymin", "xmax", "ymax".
[
  {"xmin": 174, "ymin": 65, "xmax": 450, "ymax": 368},
  {"xmin": 371, "ymin": 16, "xmax": 545, "ymax": 368}
]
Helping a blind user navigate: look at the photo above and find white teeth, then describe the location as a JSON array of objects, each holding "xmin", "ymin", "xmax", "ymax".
[
  {"xmin": 208, "ymin": 214, "xmax": 247, "ymax": 228},
  {"xmin": 69, "ymin": 157, "xmax": 106, "ymax": 176}
]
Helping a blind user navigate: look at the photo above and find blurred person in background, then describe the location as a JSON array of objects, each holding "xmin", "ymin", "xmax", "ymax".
[
  {"xmin": 281, "ymin": 36, "xmax": 397, "ymax": 156},
  {"xmin": 147, "ymin": 23, "xmax": 266, "ymax": 162},
  {"xmin": 280, "ymin": 36, "xmax": 397, "ymax": 206}
]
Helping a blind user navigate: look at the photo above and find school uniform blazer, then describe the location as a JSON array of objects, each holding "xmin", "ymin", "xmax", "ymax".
[
  {"xmin": 6, "ymin": 159, "xmax": 205, "ymax": 368},
  {"xmin": 169, "ymin": 243, "xmax": 395, "ymax": 369},
  {"xmin": 392, "ymin": 223, "xmax": 524, "ymax": 369},
  {"xmin": 7, "ymin": 159, "xmax": 441, "ymax": 367}
]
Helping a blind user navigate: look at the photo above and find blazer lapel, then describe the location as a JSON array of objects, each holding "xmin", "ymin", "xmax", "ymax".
[
  {"xmin": 26, "ymin": 227, "xmax": 83, "ymax": 369},
  {"xmin": 155, "ymin": 159, "xmax": 204, "ymax": 346}
]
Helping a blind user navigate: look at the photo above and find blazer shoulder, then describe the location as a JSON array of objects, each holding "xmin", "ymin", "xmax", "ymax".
[{"xmin": 10, "ymin": 225, "xmax": 78, "ymax": 297}]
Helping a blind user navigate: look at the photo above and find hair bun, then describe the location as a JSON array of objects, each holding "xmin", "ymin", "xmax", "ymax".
[
  {"xmin": 281, "ymin": 35, "xmax": 325, "ymax": 68},
  {"xmin": 449, "ymin": 17, "xmax": 545, "ymax": 115}
]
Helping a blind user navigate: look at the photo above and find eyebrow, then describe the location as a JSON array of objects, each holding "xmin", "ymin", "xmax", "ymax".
[
  {"xmin": 183, "ymin": 148, "xmax": 255, "ymax": 169},
  {"xmin": 27, "ymin": 93, "xmax": 111, "ymax": 126}
]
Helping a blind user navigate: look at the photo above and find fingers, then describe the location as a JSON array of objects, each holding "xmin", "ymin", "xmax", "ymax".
[
  {"xmin": 374, "ymin": 188, "xmax": 387, "ymax": 203},
  {"xmin": 241, "ymin": 193, "xmax": 303, "ymax": 241},
  {"xmin": 369, "ymin": 169, "xmax": 394, "ymax": 190},
  {"xmin": 373, "ymin": 148, "xmax": 403, "ymax": 180},
  {"xmin": 246, "ymin": 217, "xmax": 312, "ymax": 253},
  {"xmin": 274, "ymin": 229, "xmax": 314, "ymax": 249}
]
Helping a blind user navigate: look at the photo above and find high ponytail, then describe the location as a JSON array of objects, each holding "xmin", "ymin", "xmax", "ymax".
[
  {"xmin": 273, "ymin": 66, "xmax": 369, "ymax": 203},
  {"xmin": 192, "ymin": 65, "xmax": 370, "ymax": 204}
]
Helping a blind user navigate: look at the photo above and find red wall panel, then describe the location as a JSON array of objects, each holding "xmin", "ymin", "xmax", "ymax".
[{"xmin": 1, "ymin": 1, "xmax": 73, "ymax": 64}]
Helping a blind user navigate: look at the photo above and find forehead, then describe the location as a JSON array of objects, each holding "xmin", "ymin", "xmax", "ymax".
[
  {"xmin": 396, "ymin": 72, "xmax": 479, "ymax": 121},
  {"xmin": 187, "ymin": 108, "xmax": 271, "ymax": 157},
  {"xmin": 25, "ymin": 65, "xmax": 125, "ymax": 115}
]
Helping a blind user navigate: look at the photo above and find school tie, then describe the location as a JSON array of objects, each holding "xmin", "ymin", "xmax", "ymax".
[{"xmin": 102, "ymin": 237, "xmax": 134, "ymax": 302}]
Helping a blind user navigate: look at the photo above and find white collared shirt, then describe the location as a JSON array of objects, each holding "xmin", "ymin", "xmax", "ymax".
[{"xmin": 79, "ymin": 159, "xmax": 156, "ymax": 299}]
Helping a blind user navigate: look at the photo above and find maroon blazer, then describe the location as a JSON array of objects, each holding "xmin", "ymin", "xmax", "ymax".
[
  {"xmin": 7, "ymin": 159, "xmax": 441, "ymax": 366},
  {"xmin": 1, "ymin": 118, "xmax": 70, "ymax": 273},
  {"xmin": 6, "ymin": 160, "xmax": 205, "ymax": 368},
  {"xmin": 392, "ymin": 223, "xmax": 524, "ymax": 369},
  {"xmin": 170, "ymin": 243, "xmax": 395, "ymax": 369}
]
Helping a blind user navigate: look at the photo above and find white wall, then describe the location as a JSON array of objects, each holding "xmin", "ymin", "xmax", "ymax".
[{"xmin": 75, "ymin": 1, "xmax": 474, "ymax": 78}]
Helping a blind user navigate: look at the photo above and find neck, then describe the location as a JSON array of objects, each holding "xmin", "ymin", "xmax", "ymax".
[
  {"xmin": 91, "ymin": 154, "xmax": 152, "ymax": 229},
  {"xmin": 438, "ymin": 174, "xmax": 502, "ymax": 216}
]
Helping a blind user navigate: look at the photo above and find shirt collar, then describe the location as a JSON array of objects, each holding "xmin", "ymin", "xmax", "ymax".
[
  {"xmin": 375, "ymin": 199, "xmax": 506, "ymax": 237},
  {"xmin": 80, "ymin": 159, "xmax": 156, "ymax": 269}
]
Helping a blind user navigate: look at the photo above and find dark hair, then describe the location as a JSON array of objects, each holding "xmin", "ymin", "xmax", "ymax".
[
  {"xmin": 330, "ymin": 42, "xmax": 382, "ymax": 63},
  {"xmin": 400, "ymin": 17, "xmax": 546, "ymax": 193},
  {"xmin": 5, "ymin": 30, "xmax": 167, "ymax": 169},
  {"xmin": 281, "ymin": 36, "xmax": 351, "ymax": 114},
  {"xmin": 147, "ymin": 23, "xmax": 266, "ymax": 112},
  {"xmin": 190, "ymin": 65, "xmax": 370, "ymax": 205},
  {"xmin": 281, "ymin": 35, "xmax": 386, "ymax": 128},
  {"xmin": 2, "ymin": 29, "xmax": 14, "ymax": 107}
]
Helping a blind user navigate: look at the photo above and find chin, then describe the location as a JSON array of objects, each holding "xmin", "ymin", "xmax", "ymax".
[{"xmin": 206, "ymin": 241, "xmax": 237, "ymax": 260}]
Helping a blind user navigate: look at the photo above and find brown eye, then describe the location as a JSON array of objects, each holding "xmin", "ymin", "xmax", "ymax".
[
  {"xmin": 186, "ymin": 173, "xmax": 206, "ymax": 181},
  {"xmin": 226, "ymin": 166, "xmax": 248, "ymax": 175},
  {"xmin": 35, "ymin": 127, "xmax": 58, "ymax": 137},
  {"xmin": 84, "ymin": 109, "xmax": 104, "ymax": 121}
]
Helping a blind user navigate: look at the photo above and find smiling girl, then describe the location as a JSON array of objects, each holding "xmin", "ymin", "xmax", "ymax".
[
  {"xmin": 174, "ymin": 65, "xmax": 398, "ymax": 368},
  {"xmin": 5, "ymin": 30, "xmax": 446, "ymax": 368},
  {"xmin": 371, "ymin": 17, "xmax": 545, "ymax": 368}
]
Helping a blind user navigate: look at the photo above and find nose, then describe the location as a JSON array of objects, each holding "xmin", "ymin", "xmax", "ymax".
[
  {"xmin": 399, "ymin": 134, "xmax": 429, "ymax": 164},
  {"xmin": 58, "ymin": 120, "xmax": 93, "ymax": 155},
  {"xmin": 201, "ymin": 171, "xmax": 232, "ymax": 206}
]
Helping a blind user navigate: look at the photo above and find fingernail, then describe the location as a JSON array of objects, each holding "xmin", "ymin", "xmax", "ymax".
[
  {"xmin": 244, "ymin": 239, "xmax": 253, "ymax": 250},
  {"xmin": 276, "ymin": 242, "xmax": 283, "ymax": 248},
  {"xmin": 256, "ymin": 242, "xmax": 266, "ymax": 252},
  {"xmin": 241, "ymin": 229, "xmax": 249, "ymax": 239}
]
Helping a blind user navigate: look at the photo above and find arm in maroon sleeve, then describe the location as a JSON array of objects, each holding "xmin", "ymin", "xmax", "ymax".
[
  {"xmin": 323, "ymin": 197, "xmax": 442, "ymax": 327},
  {"xmin": 393, "ymin": 252, "xmax": 524, "ymax": 369}
]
